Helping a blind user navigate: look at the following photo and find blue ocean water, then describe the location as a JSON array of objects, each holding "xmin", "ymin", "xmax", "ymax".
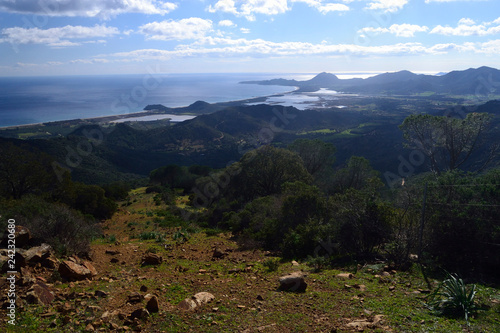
[{"xmin": 0, "ymin": 73, "xmax": 307, "ymax": 127}]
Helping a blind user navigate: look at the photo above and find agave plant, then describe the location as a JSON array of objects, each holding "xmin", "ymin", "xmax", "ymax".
[{"xmin": 426, "ymin": 271, "xmax": 477, "ymax": 325}]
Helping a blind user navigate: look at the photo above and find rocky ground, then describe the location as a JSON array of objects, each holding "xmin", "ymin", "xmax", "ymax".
[{"xmin": 1, "ymin": 188, "xmax": 499, "ymax": 332}]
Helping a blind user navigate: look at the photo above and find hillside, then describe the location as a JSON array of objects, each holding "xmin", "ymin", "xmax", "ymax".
[{"xmin": 2, "ymin": 188, "xmax": 498, "ymax": 332}]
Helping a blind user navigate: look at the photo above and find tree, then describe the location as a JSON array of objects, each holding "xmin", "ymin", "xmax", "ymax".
[
  {"xmin": 288, "ymin": 139, "xmax": 336, "ymax": 176},
  {"xmin": 331, "ymin": 156, "xmax": 383, "ymax": 193},
  {"xmin": 399, "ymin": 113, "xmax": 494, "ymax": 174},
  {"xmin": 233, "ymin": 145, "xmax": 312, "ymax": 201},
  {"xmin": 0, "ymin": 141, "xmax": 57, "ymax": 199}
]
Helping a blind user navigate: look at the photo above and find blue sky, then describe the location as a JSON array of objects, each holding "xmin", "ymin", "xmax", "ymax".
[{"xmin": 0, "ymin": 0, "xmax": 499, "ymax": 76}]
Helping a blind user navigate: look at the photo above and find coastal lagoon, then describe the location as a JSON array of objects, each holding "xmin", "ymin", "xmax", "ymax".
[{"xmin": 0, "ymin": 73, "xmax": 305, "ymax": 127}]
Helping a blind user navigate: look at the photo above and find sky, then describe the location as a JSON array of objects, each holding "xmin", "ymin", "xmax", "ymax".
[{"xmin": 0, "ymin": 0, "xmax": 499, "ymax": 76}]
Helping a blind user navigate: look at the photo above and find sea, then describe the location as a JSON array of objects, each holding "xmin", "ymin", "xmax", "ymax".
[{"xmin": 0, "ymin": 73, "xmax": 315, "ymax": 128}]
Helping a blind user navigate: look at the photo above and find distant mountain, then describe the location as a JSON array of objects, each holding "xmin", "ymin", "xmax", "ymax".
[{"xmin": 242, "ymin": 66, "xmax": 500, "ymax": 96}]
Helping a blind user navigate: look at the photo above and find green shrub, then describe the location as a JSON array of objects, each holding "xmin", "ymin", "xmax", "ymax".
[
  {"xmin": 263, "ymin": 258, "xmax": 280, "ymax": 272},
  {"xmin": 139, "ymin": 232, "xmax": 158, "ymax": 240},
  {"xmin": 426, "ymin": 272, "xmax": 477, "ymax": 325}
]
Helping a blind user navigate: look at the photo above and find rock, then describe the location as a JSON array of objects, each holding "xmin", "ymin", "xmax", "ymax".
[
  {"xmin": 212, "ymin": 247, "xmax": 225, "ymax": 259},
  {"xmin": 291, "ymin": 260, "xmax": 300, "ymax": 266},
  {"xmin": 278, "ymin": 272, "xmax": 307, "ymax": 292},
  {"xmin": 178, "ymin": 292, "xmax": 215, "ymax": 311},
  {"xmin": 1, "ymin": 225, "xmax": 31, "ymax": 248},
  {"xmin": 85, "ymin": 323, "xmax": 95, "ymax": 332},
  {"xmin": 82, "ymin": 261, "xmax": 98, "ymax": 276},
  {"xmin": 140, "ymin": 285, "xmax": 148, "ymax": 292},
  {"xmin": 127, "ymin": 292, "xmax": 144, "ymax": 304},
  {"xmin": 42, "ymin": 257, "xmax": 59, "ymax": 269},
  {"xmin": 336, "ymin": 273, "xmax": 354, "ymax": 279},
  {"xmin": 146, "ymin": 295, "xmax": 159, "ymax": 313},
  {"xmin": 24, "ymin": 243, "xmax": 53, "ymax": 266},
  {"xmin": 345, "ymin": 315, "xmax": 385, "ymax": 330},
  {"xmin": 25, "ymin": 281, "xmax": 55, "ymax": 305},
  {"xmin": 141, "ymin": 253, "xmax": 162, "ymax": 266},
  {"xmin": 129, "ymin": 308, "xmax": 149, "ymax": 320},
  {"xmin": 94, "ymin": 290, "xmax": 108, "ymax": 298},
  {"xmin": 58, "ymin": 260, "xmax": 93, "ymax": 281},
  {"xmin": 105, "ymin": 250, "xmax": 120, "ymax": 255},
  {"xmin": 1, "ymin": 251, "xmax": 27, "ymax": 271}
]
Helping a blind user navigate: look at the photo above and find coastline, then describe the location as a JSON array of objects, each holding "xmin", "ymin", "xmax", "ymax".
[{"xmin": 0, "ymin": 87, "xmax": 299, "ymax": 131}]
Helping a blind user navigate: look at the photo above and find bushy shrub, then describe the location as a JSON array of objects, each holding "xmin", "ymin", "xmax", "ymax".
[{"xmin": 2, "ymin": 195, "xmax": 100, "ymax": 255}]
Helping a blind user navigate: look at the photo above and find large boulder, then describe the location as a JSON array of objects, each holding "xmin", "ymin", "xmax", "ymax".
[
  {"xmin": 278, "ymin": 271, "xmax": 307, "ymax": 292},
  {"xmin": 24, "ymin": 243, "xmax": 53, "ymax": 266},
  {"xmin": 178, "ymin": 292, "xmax": 215, "ymax": 311},
  {"xmin": 58, "ymin": 260, "xmax": 94, "ymax": 281}
]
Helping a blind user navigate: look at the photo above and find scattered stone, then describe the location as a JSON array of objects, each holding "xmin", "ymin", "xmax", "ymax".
[
  {"xmin": 105, "ymin": 250, "xmax": 120, "ymax": 255},
  {"xmin": 345, "ymin": 315, "xmax": 384, "ymax": 330},
  {"xmin": 127, "ymin": 292, "xmax": 144, "ymax": 304},
  {"xmin": 389, "ymin": 286, "xmax": 396, "ymax": 291},
  {"xmin": 58, "ymin": 302, "xmax": 73, "ymax": 314},
  {"xmin": 291, "ymin": 260, "xmax": 299, "ymax": 266},
  {"xmin": 110, "ymin": 258, "xmax": 119, "ymax": 263},
  {"xmin": 237, "ymin": 305, "xmax": 246, "ymax": 309},
  {"xmin": 409, "ymin": 254, "xmax": 418, "ymax": 261},
  {"xmin": 129, "ymin": 308, "xmax": 149, "ymax": 320},
  {"xmin": 355, "ymin": 284, "xmax": 367, "ymax": 292},
  {"xmin": 146, "ymin": 295, "xmax": 159, "ymax": 313},
  {"xmin": 278, "ymin": 271, "xmax": 307, "ymax": 292},
  {"xmin": 178, "ymin": 292, "xmax": 215, "ymax": 311},
  {"xmin": 94, "ymin": 290, "xmax": 108, "ymax": 298},
  {"xmin": 336, "ymin": 273, "xmax": 354, "ymax": 279},
  {"xmin": 85, "ymin": 323, "xmax": 94, "ymax": 332},
  {"xmin": 212, "ymin": 247, "xmax": 225, "ymax": 259},
  {"xmin": 141, "ymin": 253, "xmax": 162, "ymax": 266}
]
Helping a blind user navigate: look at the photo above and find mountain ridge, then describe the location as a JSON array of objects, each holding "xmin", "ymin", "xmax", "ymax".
[{"xmin": 241, "ymin": 66, "xmax": 500, "ymax": 95}]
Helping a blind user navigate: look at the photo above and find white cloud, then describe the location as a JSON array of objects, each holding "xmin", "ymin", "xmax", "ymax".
[
  {"xmin": 365, "ymin": 0, "xmax": 408, "ymax": 13},
  {"xmin": 209, "ymin": 0, "xmax": 289, "ymax": 20},
  {"xmin": 139, "ymin": 18, "xmax": 213, "ymax": 41},
  {"xmin": 291, "ymin": 0, "xmax": 349, "ymax": 14},
  {"xmin": 219, "ymin": 20, "xmax": 237, "ymax": 27},
  {"xmin": 458, "ymin": 18, "xmax": 476, "ymax": 26},
  {"xmin": 208, "ymin": 0, "xmax": 239, "ymax": 15},
  {"xmin": 425, "ymin": 0, "xmax": 487, "ymax": 3},
  {"xmin": 359, "ymin": 24, "xmax": 429, "ymax": 37},
  {"xmin": 105, "ymin": 38, "xmax": 472, "ymax": 62},
  {"xmin": 0, "ymin": 24, "xmax": 119, "ymax": 47},
  {"xmin": 241, "ymin": 28, "xmax": 251, "ymax": 33},
  {"xmin": 430, "ymin": 18, "xmax": 500, "ymax": 36},
  {"xmin": 0, "ymin": 0, "xmax": 177, "ymax": 19}
]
